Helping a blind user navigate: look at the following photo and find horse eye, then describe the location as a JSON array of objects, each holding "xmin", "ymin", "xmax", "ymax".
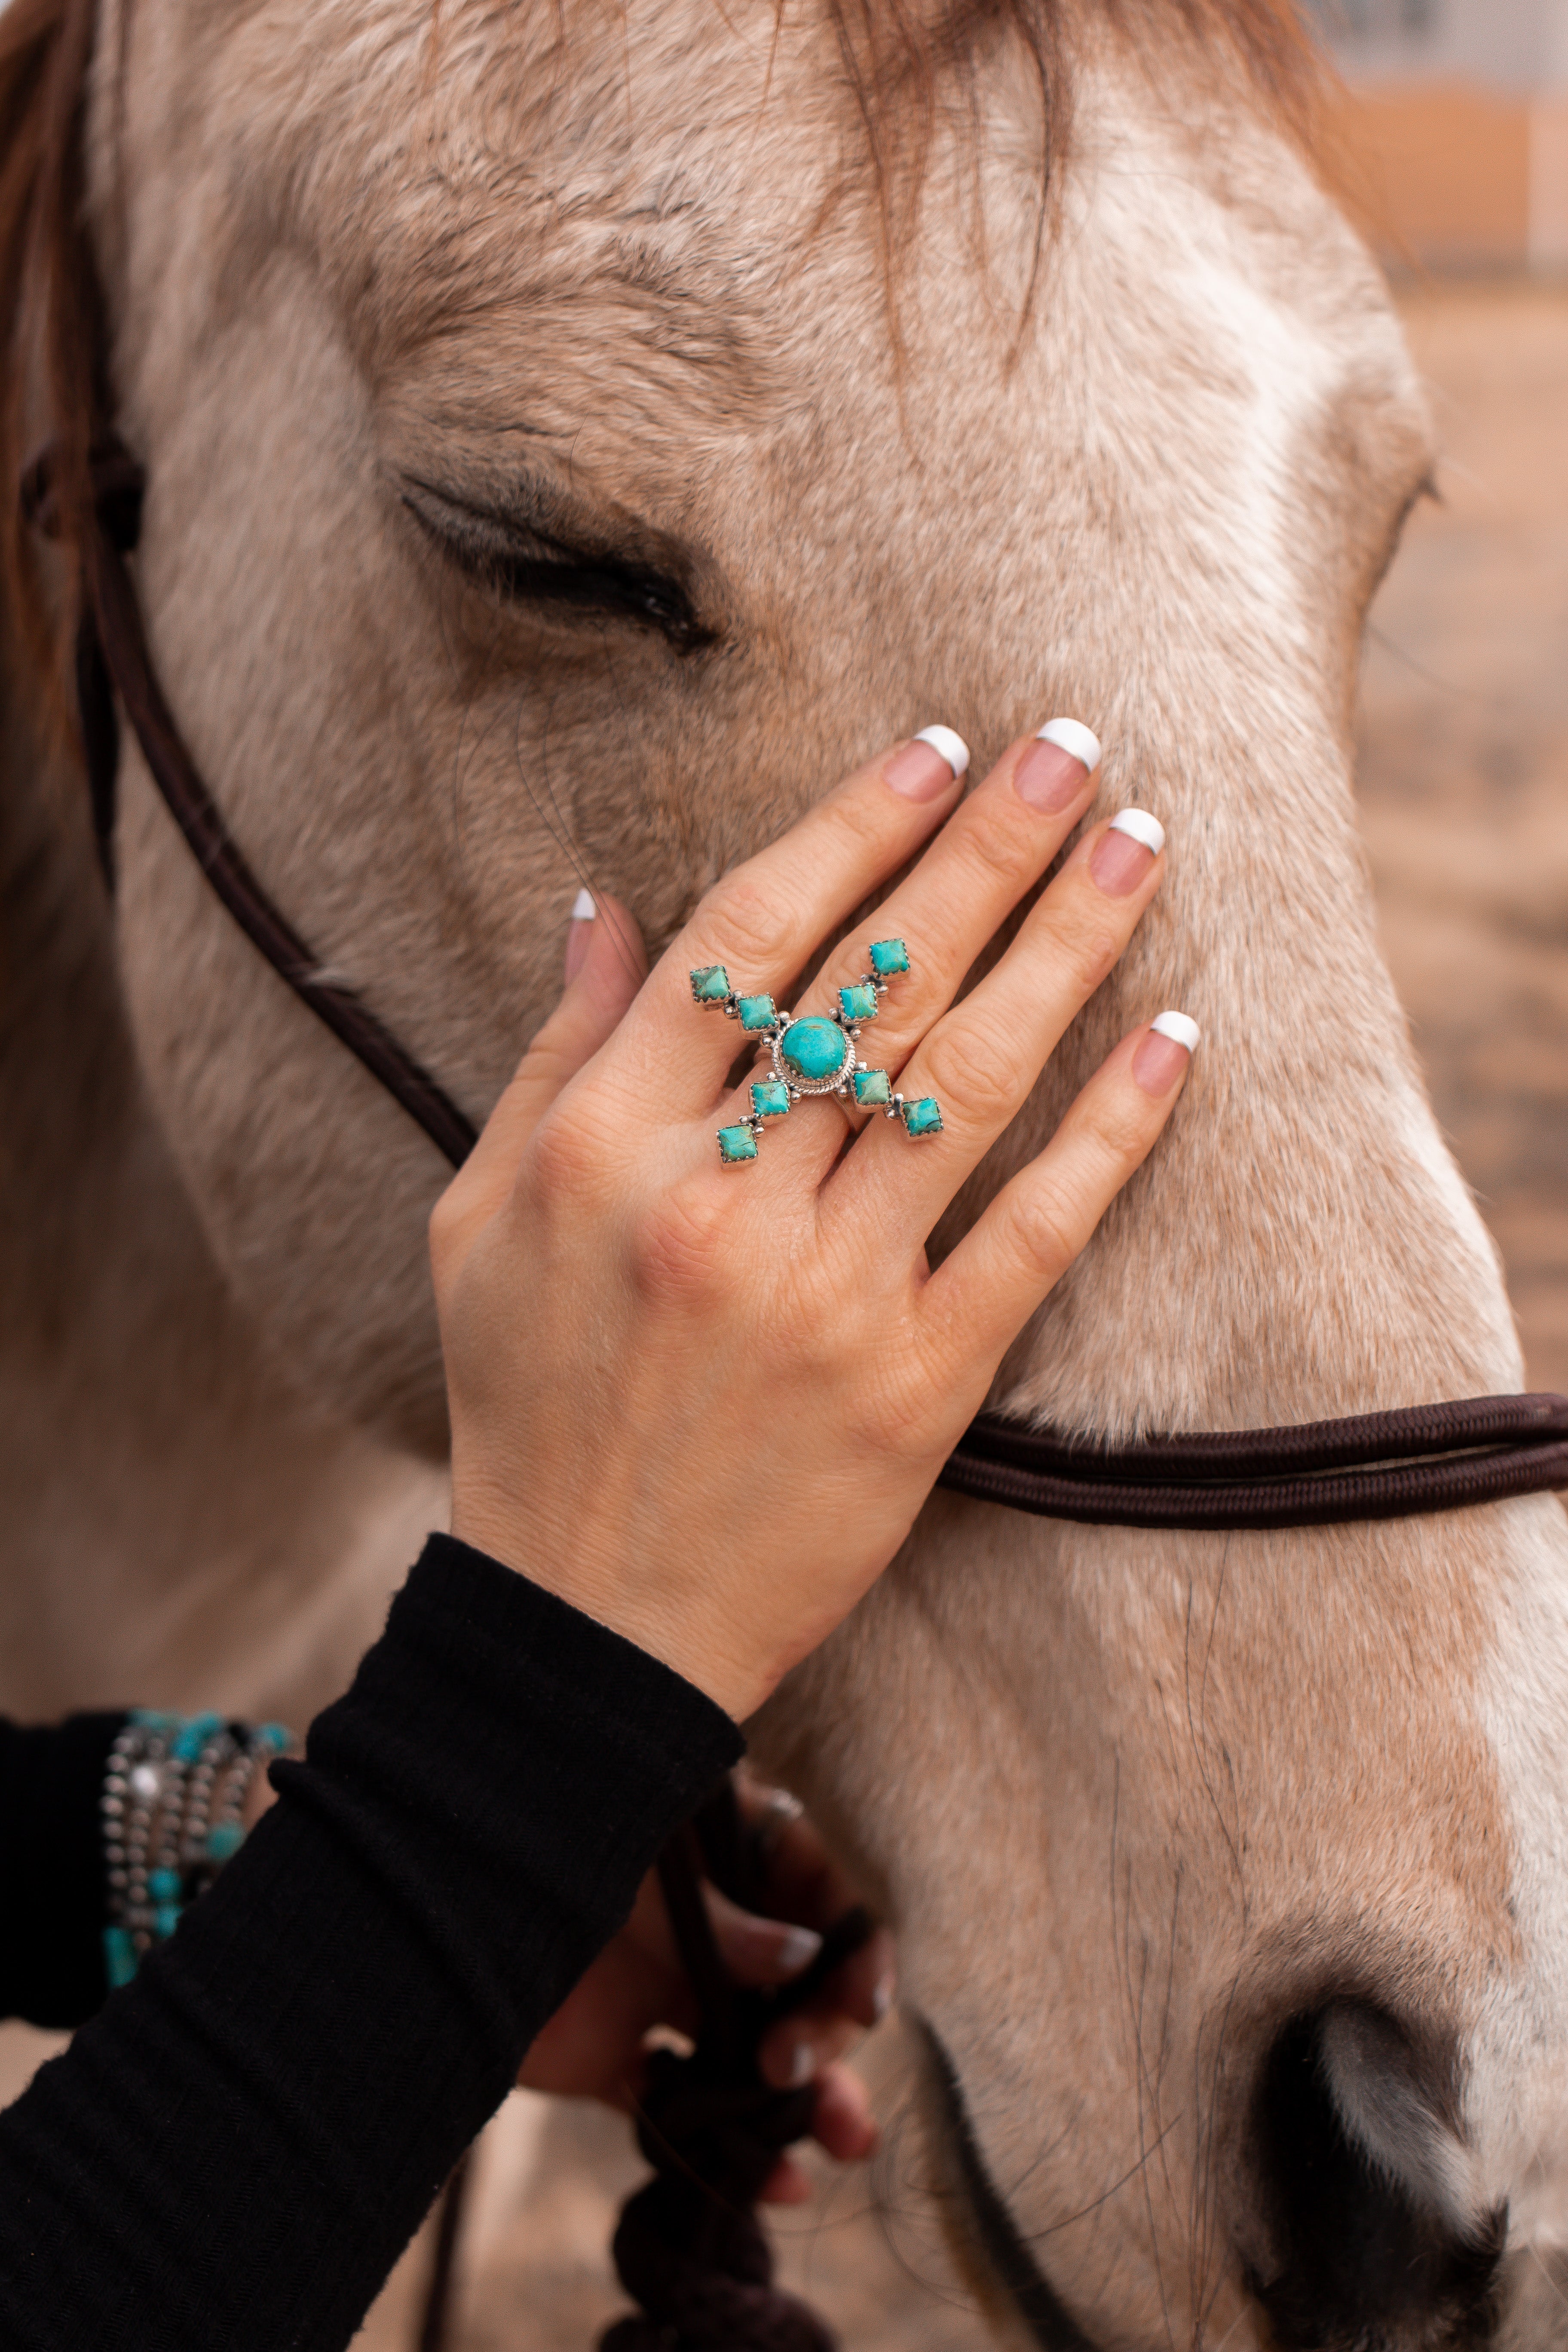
[
  {"xmin": 481, "ymin": 545, "xmax": 713, "ymax": 653},
  {"xmin": 401, "ymin": 481, "xmax": 715, "ymax": 656}
]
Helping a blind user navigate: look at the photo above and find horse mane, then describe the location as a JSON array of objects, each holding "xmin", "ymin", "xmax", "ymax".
[{"xmin": 0, "ymin": 0, "xmax": 1323, "ymax": 741}]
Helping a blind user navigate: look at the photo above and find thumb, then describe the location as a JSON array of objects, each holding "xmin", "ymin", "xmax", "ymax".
[
  {"xmin": 525, "ymin": 888, "xmax": 648, "ymax": 1109},
  {"xmin": 432, "ymin": 889, "xmax": 646, "ymax": 1252}
]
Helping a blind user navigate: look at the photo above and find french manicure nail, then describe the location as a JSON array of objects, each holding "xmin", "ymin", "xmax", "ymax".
[
  {"xmin": 563, "ymin": 885, "xmax": 596, "ymax": 982},
  {"xmin": 775, "ymin": 1925, "xmax": 824, "ymax": 1976},
  {"xmin": 1091, "ymin": 808, "xmax": 1165, "ymax": 895},
  {"xmin": 1015, "ymin": 715, "xmax": 1102, "ymax": 813},
  {"xmin": 1134, "ymin": 1009, "xmax": 1201, "ymax": 1095},
  {"xmin": 873, "ymin": 1972, "xmax": 896, "ymax": 2021},
  {"xmin": 887, "ymin": 724, "xmax": 970, "ymax": 801},
  {"xmin": 1038, "ymin": 717, "xmax": 1102, "ymax": 770},
  {"xmin": 789, "ymin": 2040, "xmax": 815, "ymax": 2088}
]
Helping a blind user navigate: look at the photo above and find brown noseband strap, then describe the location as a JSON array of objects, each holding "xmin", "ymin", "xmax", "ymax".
[
  {"xmin": 22, "ymin": 441, "xmax": 1568, "ymax": 1537},
  {"xmin": 940, "ymin": 1390, "xmax": 1568, "ymax": 1530}
]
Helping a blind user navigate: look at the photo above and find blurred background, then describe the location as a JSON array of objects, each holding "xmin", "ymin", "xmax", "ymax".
[{"xmin": 1313, "ymin": 0, "xmax": 1568, "ymax": 1396}]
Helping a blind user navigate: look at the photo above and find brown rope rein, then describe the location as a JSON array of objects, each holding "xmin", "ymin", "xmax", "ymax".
[{"xmin": 24, "ymin": 442, "xmax": 1568, "ymax": 2352}]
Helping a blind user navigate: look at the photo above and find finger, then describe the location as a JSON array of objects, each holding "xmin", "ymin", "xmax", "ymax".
[
  {"xmin": 733, "ymin": 1783, "xmax": 895, "ymax": 2027},
  {"xmin": 430, "ymin": 891, "xmax": 647, "ymax": 1262},
  {"xmin": 609, "ymin": 729, "xmax": 970, "ymax": 1115},
  {"xmin": 702, "ymin": 724, "xmax": 1102, "ymax": 1193},
  {"xmin": 795, "ymin": 719, "xmax": 1102, "ymax": 1096},
  {"xmin": 755, "ymin": 1934, "xmax": 893, "ymax": 2088},
  {"xmin": 827, "ymin": 810, "xmax": 1165, "ymax": 1241},
  {"xmin": 922, "ymin": 1012, "xmax": 1199, "ymax": 1366},
  {"xmin": 705, "ymin": 1885, "xmax": 824, "ymax": 1988},
  {"xmin": 760, "ymin": 2155, "xmax": 815, "ymax": 2204},
  {"xmin": 760, "ymin": 2006, "xmax": 861, "ymax": 2091},
  {"xmin": 759, "ymin": 2065, "xmax": 880, "ymax": 2200},
  {"xmin": 811, "ymin": 2062, "xmax": 880, "ymax": 2164}
]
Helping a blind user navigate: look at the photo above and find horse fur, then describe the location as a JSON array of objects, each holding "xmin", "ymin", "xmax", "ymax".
[{"xmin": 4, "ymin": 2, "xmax": 1568, "ymax": 2344}]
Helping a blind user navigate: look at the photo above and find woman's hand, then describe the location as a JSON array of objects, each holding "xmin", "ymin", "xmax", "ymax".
[
  {"xmin": 518, "ymin": 1776, "xmax": 895, "ymax": 2203},
  {"xmin": 431, "ymin": 723, "xmax": 1194, "ymax": 1719}
]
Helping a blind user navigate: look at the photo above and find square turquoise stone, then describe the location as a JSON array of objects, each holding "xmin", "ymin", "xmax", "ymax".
[
  {"xmin": 839, "ymin": 982, "xmax": 879, "ymax": 1024},
  {"xmin": 736, "ymin": 993, "xmax": 777, "ymax": 1032},
  {"xmin": 869, "ymin": 938, "xmax": 909, "ymax": 977},
  {"xmin": 691, "ymin": 965, "xmax": 731, "ymax": 1005},
  {"xmin": 853, "ymin": 1068, "xmax": 891, "ymax": 1108},
  {"xmin": 751, "ymin": 1080, "xmax": 791, "ymax": 1119},
  {"xmin": 901, "ymin": 1096, "xmax": 943, "ymax": 1139},
  {"xmin": 717, "ymin": 1123, "xmax": 759, "ymax": 1163}
]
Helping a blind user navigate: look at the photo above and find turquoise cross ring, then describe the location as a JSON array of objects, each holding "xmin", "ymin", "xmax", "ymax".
[{"xmin": 689, "ymin": 940, "xmax": 943, "ymax": 1165}]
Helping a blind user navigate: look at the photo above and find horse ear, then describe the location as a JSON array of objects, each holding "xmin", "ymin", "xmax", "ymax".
[{"xmin": 1316, "ymin": 2001, "xmax": 1490, "ymax": 2239}]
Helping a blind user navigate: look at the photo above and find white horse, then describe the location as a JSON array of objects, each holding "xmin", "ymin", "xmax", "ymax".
[{"xmin": 4, "ymin": 1, "xmax": 1568, "ymax": 2343}]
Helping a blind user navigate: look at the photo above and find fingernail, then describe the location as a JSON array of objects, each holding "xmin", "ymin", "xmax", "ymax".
[
  {"xmin": 887, "ymin": 725, "xmax": 970, "ymax": 801},
  {"xmin": 564, "ymin": 885, "xmax": 596, "ymax": 981},
  {"xmin": 1015, "ymin": 716, "xmax": 1101, "ymax": 814},
  {"xmin": 775, "ymin": 1925, "xmax": 824, "ymax": 1976},
  {"xmin": 788, "ymin": 2040, "xmax": 815, "ymax": 2088},
  {"xmin": 1133, "ymin": 1010, "xmax": 1200, "ymax": 1095},
  {"xmin": 873, "ymin": 1972, "xmax": 895, "ymax": 2021},
  {"xmin": 1090, "ymin": 809, "xmax": 1165, "ymax": 896}
]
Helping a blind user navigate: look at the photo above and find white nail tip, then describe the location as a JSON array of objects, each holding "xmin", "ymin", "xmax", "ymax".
[
  {"xmin": 1037, "ymin": 717, "xmax": 1102, "ymax": 772},
  {"xmin": 570, "ymin": 886, "xmax": 596, "ymax": 922},
  {"xmin": 776, "ymin": 1926, "xmax": 824, "ymax": 1975},
  {"xmin": 913, "ymin": 723, "xmax": 971, "ymax": 778},
  {"xmin": 1109, "ymin": 808, "xmax": 1165, "ymax": 856},
  {"xmin": 1150, "ymin": 1010, "xmax": 1201, "ymax": 1052},
  {"xmin": 788, "ymin": 2042, "xmax": 815, "ymax": 2087}
]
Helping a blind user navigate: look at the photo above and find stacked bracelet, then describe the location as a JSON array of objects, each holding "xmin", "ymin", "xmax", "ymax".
[{"xmin": 101, "ymin": 1710, "xmax": 295, "ymax": 1989}]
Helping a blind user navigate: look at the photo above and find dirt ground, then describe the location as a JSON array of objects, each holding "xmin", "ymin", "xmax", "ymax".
[{"xmin": 350, "ymin": 279, "xmax": 1568, "ymax": 2352}]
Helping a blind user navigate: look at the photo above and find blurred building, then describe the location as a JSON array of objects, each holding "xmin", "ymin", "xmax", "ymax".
[{"xmin": 1314, "ymin": 0, "xmax": 1568, "ymax": 268}]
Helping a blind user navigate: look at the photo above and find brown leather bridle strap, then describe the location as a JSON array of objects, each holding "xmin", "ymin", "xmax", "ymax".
[
  {"xmin": 21, "ymin": 439, "xmax": 1568, "ymax": 1541},
  {"xmin": 22, "ymin": 440, "xmax": 480, "ymax": 1170},
  {"xmin": 940, "ymin": 1390, "xmax": 1568, "ymax": 1529}
]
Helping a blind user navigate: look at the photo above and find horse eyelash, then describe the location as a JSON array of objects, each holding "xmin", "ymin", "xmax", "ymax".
[{"xmin": 401, "ymin": 489, "xmax": 715, "ymax": 656}]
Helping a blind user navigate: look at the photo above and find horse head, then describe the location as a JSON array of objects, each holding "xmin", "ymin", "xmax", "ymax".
[{"xmin": 9, "ymin": 0, "xmax": 1568, "ymax": 2343}]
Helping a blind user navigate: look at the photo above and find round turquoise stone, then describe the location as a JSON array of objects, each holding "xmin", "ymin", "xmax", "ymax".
[{"xmin": 779, "ymin": 1018, "xmax": 847, "ymax": 1082}]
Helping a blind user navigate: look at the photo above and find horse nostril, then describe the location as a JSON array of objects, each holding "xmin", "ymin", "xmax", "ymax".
[{"xmin": 1249, "ymin": 2001, "xmax": 1505, "ymax": 2350}]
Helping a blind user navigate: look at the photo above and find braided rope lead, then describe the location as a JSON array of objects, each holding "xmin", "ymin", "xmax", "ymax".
[{"xmin": 599, "ymin": 1803, "xmax": 874, "ymax": 2352}]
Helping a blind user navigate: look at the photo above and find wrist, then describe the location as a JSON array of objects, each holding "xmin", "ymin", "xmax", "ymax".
[{"xmin": 447, "ymin": 1498, "xmax": 774, "ymax": 1720}]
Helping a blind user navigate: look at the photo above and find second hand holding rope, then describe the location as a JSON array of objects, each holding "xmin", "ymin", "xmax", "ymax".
[{"xmin": 600, "ymin": 1783, "xmax": 875, "ymax": 2352}]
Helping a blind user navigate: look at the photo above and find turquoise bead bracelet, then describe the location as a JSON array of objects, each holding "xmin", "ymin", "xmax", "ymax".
[{"xmin": 101, "ymin": 1712, "xmax": 295, "ymax": 1987}]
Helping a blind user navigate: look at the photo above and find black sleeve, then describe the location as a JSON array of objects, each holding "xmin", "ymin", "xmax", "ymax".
[
  {"xmin": 0, "ymin": 1709, "xmax": 127, "ymax": 2028},
  {"xmin": 0, "ymin": 1535, "xmax": 743, "ymax": 2352}
]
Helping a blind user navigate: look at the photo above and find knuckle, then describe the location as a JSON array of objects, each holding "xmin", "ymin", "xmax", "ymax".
[
  {"xmin": 426, "ymin": 1181, "xmax": 467, "ymax": 1274},
  {"xmin": 527, "ymin": 1108, "xmax": 602, "ymax": 1202},
  {"xmin": 1004, "ymin": 1182, "xmax": 1085, "ymax": 1279},
  {"xmin": 1075, "ymin": 1085, "xmax": 1154, "ymax": 1166},
  {"xmin": 629, "ymin": 1179, "xmax": 729, "ymax": 1308},
  {"xmin": 1055, "ymin": 906, "xmax": 1123, "ymax": 998},
  {"xmin": 920, "ymin": 1019, "xmax": 1019, "ymax": 1127},
  {"xmin": 701, "ymin": 872, "xmax": 805, "ymax": 977},
  {"xmin": 955, "ymin": 802, "xmax": 1034, "ymax": 890}
]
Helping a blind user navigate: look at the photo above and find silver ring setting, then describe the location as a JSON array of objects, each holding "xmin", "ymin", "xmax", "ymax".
[{"xmin": 689, "ymin": 940, "xmax": 943, "ymax": 1165}]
